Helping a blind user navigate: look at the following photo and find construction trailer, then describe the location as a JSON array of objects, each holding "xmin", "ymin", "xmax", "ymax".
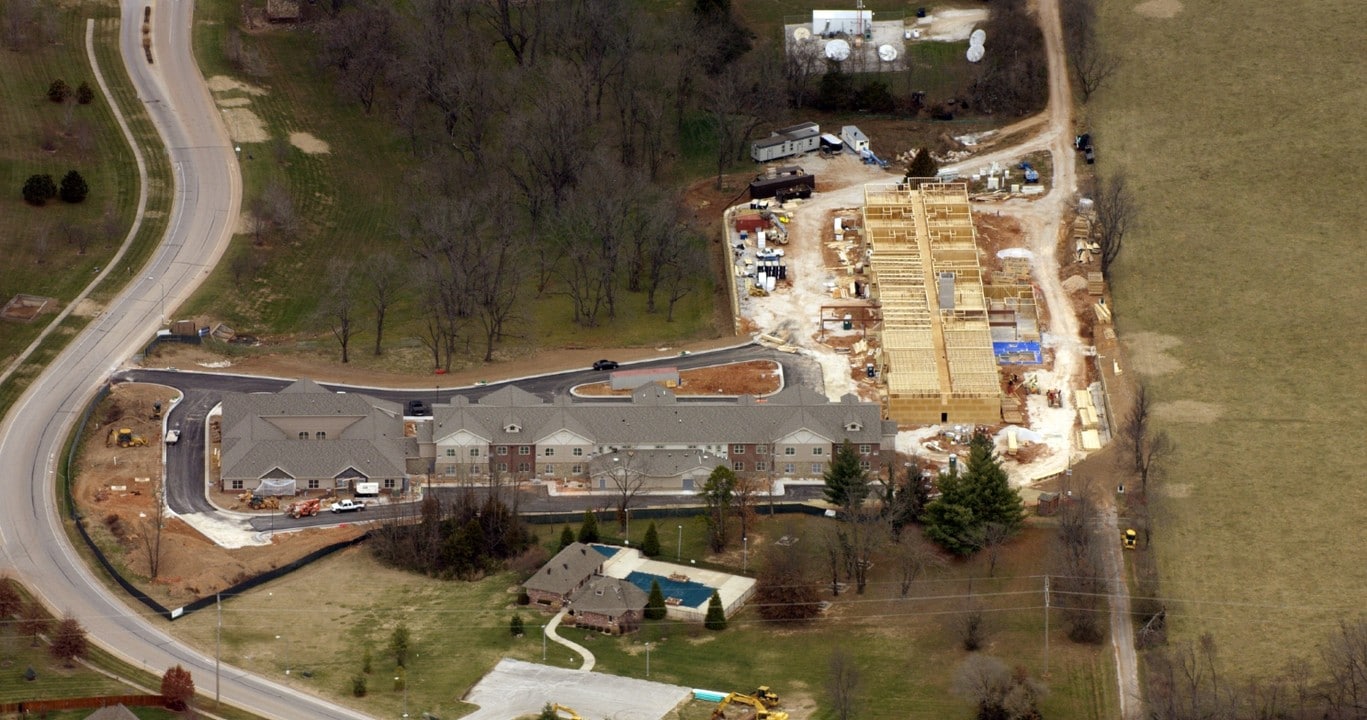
[
  {"xmin": 841, "ymin": 125, "xmax": 870, "ymax": 154},
  {"xmin": 749, "ymin": 166, "xmax": 816, "ymax": 200},
  {"xmin": 751, "ymin": 122, "xmax": 821, "ymax": 163},
  {"xmin": 863, "ymin": 182, "xmax": 1002, "ymax": 425}
]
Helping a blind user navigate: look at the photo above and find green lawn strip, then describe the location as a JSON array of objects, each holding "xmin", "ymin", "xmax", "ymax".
[{"xmin": 1092, "ymin": 0, "xmax": 1364, "ymax": 673}]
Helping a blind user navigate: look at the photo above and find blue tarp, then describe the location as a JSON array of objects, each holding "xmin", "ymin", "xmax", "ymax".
[
  {"xmin": 592, "ymin": 544, "xmax": 621, "ymax": 558},
  {"xmin": 993, "ymin": 341, "xmax": 1042, "ymax": 365},
  {"xmin": 626, "ymin": 571, "xmax": 714, "ymax": 608}
]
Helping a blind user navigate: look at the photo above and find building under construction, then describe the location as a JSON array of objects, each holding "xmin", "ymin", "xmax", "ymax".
[{"xmin": 863, "ymin": 182, "xmax": 1002, "ymax": 425}]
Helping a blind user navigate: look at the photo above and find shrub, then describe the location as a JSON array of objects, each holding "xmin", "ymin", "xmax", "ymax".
[
  {"xmin": 389, "ymin": 623, "xmax": 410, "ymax": 668},
  {"xmin": 22, "ymin": 174, "xmax": 57, "ymax": 206},
  {"xmin": 48, "ymin": 79, "xmax": 71, "ymax": 103},
  {"xmin": 59, "ymin": 170, "xmax": 89, "ymax": 203},
  {"xmin": 351, "ymin": 674, "xmax": 367, "ymax": 697},
  {"xmin": 161, "ymin": 665, "xmax": 195, "ymax": 710},
  {"xmin": 76, "ymin": 81, "xmax": 95, "ymax": 105},
  {"xmin": 509, "ymin": 614, "xmax": 524, "ymax": 637}
]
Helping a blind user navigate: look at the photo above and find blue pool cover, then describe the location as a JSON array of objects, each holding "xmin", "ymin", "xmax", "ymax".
[
  {"xmin": 626, "ymin": 571, "xmax": 714, "ymax": 608},
  {"xmin": 592, "ymin": 544, "xmax": 621, "ymax": 558}
]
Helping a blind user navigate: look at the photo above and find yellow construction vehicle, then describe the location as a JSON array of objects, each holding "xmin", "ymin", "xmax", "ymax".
[
  {"xmin": 113, "ymin": 428, "xmax": 148, "ymax": 448},
  {"xmin": 711, "ymin": 693, "xmax": 789, "ymax": 720},
  {"xmin": 753, "ymin": 686, "xmax": 780, "ymax": 708},
  {"xmin": 550, "ymin": 705, "xmax": 582, "ymax": 720},
  {"xmin": 1123, "ymin": 528, "xmax": 1138, "ymax": 550}
]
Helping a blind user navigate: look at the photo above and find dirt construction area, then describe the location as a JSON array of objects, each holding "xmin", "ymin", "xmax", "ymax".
[{"xmin": 73, "ymin": 383, "xmax": 363, "ymax": 606}]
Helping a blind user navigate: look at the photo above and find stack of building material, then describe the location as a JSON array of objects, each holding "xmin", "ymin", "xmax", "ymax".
[
  {"xmin": 1087, "ymin": 272, "xmax": 1105, "ymax": 296},
  {"xmin": 1000, "ymin": 397, "xmax": 1025, "ymax": 424},
  {"xmin": 1076, "ymin": 389, "xmax": 1099, "ymax": 430}
]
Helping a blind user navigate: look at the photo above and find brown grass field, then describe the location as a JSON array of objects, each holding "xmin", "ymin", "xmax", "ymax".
[{"xmin": 1092, "ymin": 0, "xmax": 1367, "ymax": 676}]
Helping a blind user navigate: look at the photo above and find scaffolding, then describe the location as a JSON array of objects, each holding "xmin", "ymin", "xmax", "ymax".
[{"xmin": 864, "ymin": 182, "xmax": 1001, "ymax": 425}]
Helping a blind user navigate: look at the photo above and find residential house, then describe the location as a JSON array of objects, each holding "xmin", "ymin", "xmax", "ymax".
[
  {"xmin": 567, "ymin": 576, "xmax": 647, "ymax": 635},
  {"xmin": 522, "ymin": 542, "xmax": 604, "ymax": 608}
]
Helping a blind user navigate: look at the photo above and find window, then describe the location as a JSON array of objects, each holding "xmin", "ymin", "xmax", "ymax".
[
  {"xmin": 518, "ymin": 462, "xmax": 530, "ymax": 472},
  {"xmin": 543, "ymin": 465, "xmax": 555, "ymax": 475},
  {"xmin": 755, "ymin": 461, "xmax": 767, "ymax": 472},
  {"xmin": 519, "ymin": 446, "xmax": 531, "ymax": 455},
  {"xmin": 757, "ymin": 445, "xmax": 768, "ymax": 455},
  {"xmin": 572, "ymin": 464, "xmax": 583, "ymax": 474},
  {"xmin": 860, "ymin": 460, "xmax": 871, "ymax": 470},
  {"xmin": 784, "ymin": 447, "xmax": 796, "ymax": 456},
  {"xmin": 315, "ymin": 431, "xmax": 326, "ymax": 440},
  {"xmin": 544, "ymin": 448, "xmax": 555, "ymax": 457},
  {"xmin": 859, "ymin": 444, "xmax": 871, "ymax": 454},
  {"xmin": 497, "ymin": 446, "xmax": 508, "ymax": 456},
  {"xmin": 298, "ymin": 432, "xmax": 308, "ymax": 440},
  {"xmin": 784, "ymin": 463, "xmax": 794, "ymax": 474},
  {"xmin": 505, "ymin": 423, "xmax": 521, "ymax": 433},
  {"xmin": 846, "ymin": 422, "xmax": 862, "ymax": 432},
  {"xmin": 383, "ymin": 478, "xmax": 396, "ymax": 488},
  {"xmin": 812, "ymin": 447, "xmax": 824, "ymax": 456},
  {"xmin": 733, "ymin": 461, "xmax": 745, "ymax": 471},
  {"xmin": 731, "ymin": 444, "xmax": 745, "ymax": 454},
  {"xmin": 230, "ymin": 480, "xmax": 244, "ymax": 490},
  {"xmin": 469, "ymin": 448, "xmax": 480, "ymax": 457},
  {"xmin": 573, "ymin": 447, "xmax": 584, "ymax": 456},
  {"xmin": 308, "ymin": 479, "xmax": 320, "ymax": 489},
  {"xmin": 811, "ymin": 463, "xmax": 823, "ymax": 474},
  {"xmin": 498, "ymin": 462, "xmax": 508, "ymax": 472},
  {"xmin": 444, "ymin": 464, "xmax": 456, "ymax": 475},
  {"xmin": 445, "ymin": 448, "xmax": 456, "ymax": 457}
]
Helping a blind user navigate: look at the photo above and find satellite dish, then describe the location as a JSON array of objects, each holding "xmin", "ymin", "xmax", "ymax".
[
  {"xmin": 794, "ymin": 27, "xmax": 812, "ymax": 41},
  {"xmin": 966, "ymin": 44, "xmax": 985, "ymax": 63},
  {"xmin": 878, "ymin": 44, "xmax": 898, "ymax": 62},
  {"xmin": 824, "ymin": 39, "xmax": 851, "ymax": 61},
  {"xmin": 970, "ymin": 29, "xmax": 987, "ymax": 46}
]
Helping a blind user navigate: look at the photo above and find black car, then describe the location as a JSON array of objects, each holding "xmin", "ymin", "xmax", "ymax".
[
  {"xmin": 592, "ymin": 360, "xmax": 619, "ymax": 371},
  {"xmin": 405, "ymin": 399, "xmax": 430, "ymax": 416}
]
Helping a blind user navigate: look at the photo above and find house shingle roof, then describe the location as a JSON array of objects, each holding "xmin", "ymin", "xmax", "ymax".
[
  {"xmin": 522, "ymin": 543, "xmax": 603, "ymax": 596},
  {"xmin": 570, "ymin": 576, "xmax": 647, "ymax": 616}
]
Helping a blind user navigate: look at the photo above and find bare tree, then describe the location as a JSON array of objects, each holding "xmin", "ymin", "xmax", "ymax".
[
  {"xmin": 703, "ymin": 53, "xmax": 781, "ymax": 189},
  {"xmin": 661, "ymin": 234, "xmax": 705, "ymax": 322},
  {"xmin": 977, "ymin": 521, "xmax": 1011, "ymax": 578},
  {"xmin": 480, "ymin": 0, "xmax": 545, "ymax": 66},
  {"xmin": 320, "ymin": 0, "xmax": 399, "ymax": 113},
  {"xmin": 593, "ymin": 450, "xmax": 647, "ymax": 534},
  {"xmin": 1093, "ymin": 172, "xmax": 1135, "ymax": 281},
  {"xmin": 953, "ymin": 655, "xmax": 1049, "ymax": 720},
  {"xmin": 19, "ymin": 601, "xmax": 48, "ymax": 646},
  {"xmin": 138, "ymin": 480, "xmax": 168, "ymax": 579},
  {"xmin": 753, "ymin": 530, "xmax": 822, "ymax": 621},
  {"xmin": 958, "ymin": 601, "xmax": 987, "ymax": 651},
  {"xmin": 321, "ymin": 259, "xmax": 358, "ymax": 363},
  {"xmin": 365, "ymin": 252, "xmax": 399, "ymax": 356},
  {"xmin": 49, "ymin": 615, "xmax": 89, "ymax": 667},
  {"xmin": 826, "ymin": 646, "xmax": 860, "ymax": 720},
  {"xmin": 1052, "ymin": 478, "xmax": 1106, "ymax": 644},
  {"xmin": 1321, "ymin": 619, "xmax": 1367, "ymax": 717},
  {"xmin": 1061, "ymin": 0, "xmax": 1120, "ymax": 102},
  {"xmin": 1138, "ymin": 429, "xmax": 1174, "ymax": 493},
  {"xmin": 891, "ymin": 533, "xmax": 943, "ymax": 598},
  {"xmin": 1123, "ymin": 382, "xmax": 1153, "ymax": 474},
  {"xmin": 837, "ymin": 509, "xmax": 882, "ymax": 594},
  {"xmin": 783, "ymin": 38, "xmax": 825, "ymax": 109}
]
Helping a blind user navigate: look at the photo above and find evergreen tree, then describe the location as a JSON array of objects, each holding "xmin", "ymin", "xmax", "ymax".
[
  {"xmin": 59, "ymin": 170, "xmax": 89, "ymax": 204},
  {"xmin": 645, "ymin": 580, "xmax": 667, "ymax": 620},
  {"xmin": 577, "ymin": 510, "xmax": 600, "ymax": 544},
  {"xmin": 704, "ymin": 591, "xmax": 727, "ymax": 631},
  {"xmin": 962, "ymin": 432, "xmax": 1026, "ymax": 533},
  {"xmin": 905, "ymin": 148, "xmax": 940, "ymax": 179},
  {"xmin": 823, "ymin": 440, "xmax": 870, "ymax": 511},
  {"xmin": 47, "ymin": 79, "xmax": 71, "ymax": 103},
  {"xmin": 22, "ymin": 174, "xmax": 57, "ymax": 206},
  {"xmin": 509, "ymin": 614, "xmax": 524, "ymax": 637},
  {"xmin": 922, "ymin": 469, "xmax": 978, "ymax": 555},
  {"xmin": 702, "ymin": 466, "xmax": 736, "ymax": 552},
  {"xmin": 558, "ymin": 525, "xmax": 575, "ymax": 551},
  {"xmin": 642, "ymin": 522, "xmax": 661, "ymax": 557}
]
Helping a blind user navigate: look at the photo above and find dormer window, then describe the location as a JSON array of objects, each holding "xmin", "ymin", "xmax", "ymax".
[
  {"xmin": 505, "ymin": 423, "xmax": 521, "ymax": 433},
  {"xmin": 845, "ymin": 422, "xmax": 862, "ymax": 432}
]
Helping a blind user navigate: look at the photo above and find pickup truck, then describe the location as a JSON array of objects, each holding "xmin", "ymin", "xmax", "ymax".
[{"xmin": 329, "ymin": 499, "xmax": 366, "ymax": 513}]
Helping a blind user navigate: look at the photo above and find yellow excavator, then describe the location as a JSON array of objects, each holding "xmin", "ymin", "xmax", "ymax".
[
  {"xmin": 753, "ymin": 686, "xmax": 780, "ymax": 708},
  {"xmin": 550, "ymin": 705, "xmax": 582, "ymax": 720},
  {"xmin": 710, "ymin": 693, "xmax": 789, "ymax": 720}
]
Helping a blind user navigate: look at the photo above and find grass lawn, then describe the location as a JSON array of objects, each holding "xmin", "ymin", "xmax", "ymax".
[
  {"xmin": 0, "ymin": 8, "xmax": 171, "ymax": 418},
  {"xmin": 167, "ymin": 515, "xmax": 1116, "ymax": 720},
  {"xmin": 1092, "ymin": 0, "xmax": 1367, "ymax": 674}
]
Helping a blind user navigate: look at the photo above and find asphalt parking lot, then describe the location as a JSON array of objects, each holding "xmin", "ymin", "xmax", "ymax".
[{"xmin": 462, "ymin": 659, "xmax": 691, "ymax": 720}]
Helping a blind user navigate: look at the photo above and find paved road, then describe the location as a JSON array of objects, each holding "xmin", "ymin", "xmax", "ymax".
[{"xmin": 0, "ymin": 4, "xmax": 371, "ymax": 719}]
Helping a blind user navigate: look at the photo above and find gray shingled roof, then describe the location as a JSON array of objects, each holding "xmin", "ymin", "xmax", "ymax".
[
  {"xmin": 523, "ymin": 543, "xmax": 604, "ymax": 596},
  {"xmin": 570, "ymin": 576, "xmax": 647, "ymax": 616},
  {"xmin": 433, "ymin": 384, "xmax": 886, "ymax": 449},
  {"xmin": 591, "ymin": 449, "xmax": 725, "ymax": 480},
  {"xmin": 220, "ymin": 379, "xmax": 407, "ymax": 482},
  {"xmin": 83, "ymin": 706, "xmax": 139, "ymax": 720}
]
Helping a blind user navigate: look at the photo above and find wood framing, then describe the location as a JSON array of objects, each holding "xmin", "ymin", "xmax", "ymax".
[{"xmin": 864, "ymin": 182, "xmax": 1002, "ymax": 425}]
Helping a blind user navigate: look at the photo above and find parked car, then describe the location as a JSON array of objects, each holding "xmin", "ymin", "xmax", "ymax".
[
  {"xmin": 592, "ymin": 359, "xmax": 619, "ymax": 371},
  {"xmin": 405, "ymin": 399, "xmax": 429, "ymax": 417},
  {"xmin": 164, "ymin": 429, "xmax": 180, "ymax": 445},
  {"xmin": 329, "ymin": 499, "xmax": 366, "ymax": 513}
]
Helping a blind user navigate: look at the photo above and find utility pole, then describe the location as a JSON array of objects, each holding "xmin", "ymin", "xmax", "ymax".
[
  {"xmin": 541, "ymin": 625, "xmax": 547, "ymax": 662},
  {"xmin": 743, "ymin": 536, "xmax": 748, "ymax": 573},
  {"xmin": 1043, "ymin": 575, "xmax": 1051, "ymax": 676},
  {"xmin": 215, "ymin": 593, "xmax": 222, "ymax": 705},
  {"xmin": 677, "ymin": 525, "xmax": 683, "ymax": 561},
  {"xmin": 645, "ymin": 642, "xmax": 652, "ymax": 677}
]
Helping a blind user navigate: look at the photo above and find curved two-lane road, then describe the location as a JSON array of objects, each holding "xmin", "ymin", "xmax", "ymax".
[{"xmin": 0, "ymin": 3, "xmax": 370, "ymax": 719}]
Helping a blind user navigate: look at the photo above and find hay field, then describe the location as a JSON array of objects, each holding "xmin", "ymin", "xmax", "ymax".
[{"xmin": 1092, "ymin": 0, "xmax": 1367, "ymax": 673}]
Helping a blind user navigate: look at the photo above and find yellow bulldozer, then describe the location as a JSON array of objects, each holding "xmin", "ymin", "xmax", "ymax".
[
  {"xmin": 711, "ymin": 693, "xmax": 789, "ymax": 720},
  {"xmin": 110, "ymin": 427, "xmax": 148, "ymax": 448},
  {"xmin": 1123, "ymin": 528, "xmax": 1138, "ymax": 550}
]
